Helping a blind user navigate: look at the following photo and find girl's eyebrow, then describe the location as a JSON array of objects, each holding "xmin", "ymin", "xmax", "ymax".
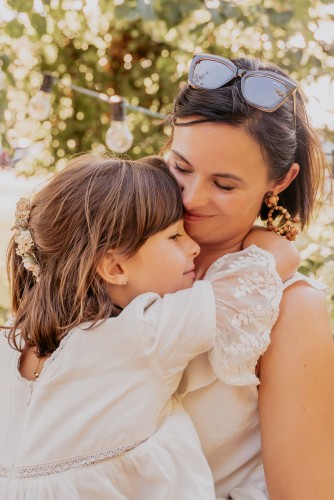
[{"xmin": 170, "ymin": 149, "xmax": 244, "ymax": 183}]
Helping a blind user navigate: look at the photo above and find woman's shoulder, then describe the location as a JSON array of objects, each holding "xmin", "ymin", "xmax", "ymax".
[
  {"xmin": 279, "ymin": 272, "xmax": 330, "ymax": 339},
  {"xmin": 282, "ymin": 271, "xmax": 327, "ymax": 292},
  {"xmin": 263, "ymin": 274, "xmax": 332, "ymax": 362}
]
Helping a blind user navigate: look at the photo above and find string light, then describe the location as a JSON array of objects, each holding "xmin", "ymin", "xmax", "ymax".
[
  {"xmin": 105, "ymin": 96, "xmax": 133, "ymax": 153},
  {"xmin": 28, "ymin": 73, "xmax": 166, "ymax": 153},
  {"xmin": 28, "ymin": 74, "xmax": 53, "ymax": 121}
]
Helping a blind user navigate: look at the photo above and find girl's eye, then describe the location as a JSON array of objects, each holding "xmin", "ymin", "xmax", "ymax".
[
  {"xmin": 173, "ymin": 162, "xmax": 191, "ymax": 174},
  {"xmin": 169, "ymin": 233, "xmax": 182, "ymax": 241},
  {"xmin": 214, "ymin": 181, "xmax": 235, "ymax": 192}
]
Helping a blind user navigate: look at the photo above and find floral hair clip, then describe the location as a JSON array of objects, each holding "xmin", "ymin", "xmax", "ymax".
[{"xmin": 11, "ymin": 198, "xmax": 40, "ymax": 282}]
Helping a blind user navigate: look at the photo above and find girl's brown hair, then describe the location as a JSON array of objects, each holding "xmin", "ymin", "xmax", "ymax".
[{"xmin": 7, "ymin": 154, "xmax": 183, "ymax": 356}]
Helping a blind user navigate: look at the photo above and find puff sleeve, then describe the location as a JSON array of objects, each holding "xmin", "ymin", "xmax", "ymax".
[{"xmin": 136, "ymin": 281, "xmax": 216, "ymax": 379}]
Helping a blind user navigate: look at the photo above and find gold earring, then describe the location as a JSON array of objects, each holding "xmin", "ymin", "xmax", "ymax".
[
  {"xmin": 121, "ymin": 278, "xmax": 128, "ymax": 285},
  {"xmin": 264, "ymin": 192, "xmax": 300, "ymax": 241}
]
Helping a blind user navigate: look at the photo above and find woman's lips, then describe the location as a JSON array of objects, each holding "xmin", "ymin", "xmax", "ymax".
[{"xmin": 184, "ymin": 212, "xmax": 213, "ymax": 222}]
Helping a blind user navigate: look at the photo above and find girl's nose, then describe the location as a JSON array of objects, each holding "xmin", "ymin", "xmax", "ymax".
[
  {"xmin": 187, "ymin": 236, "xmax": 200, "ymax": 257},
  {"xmin": 193, "ymin": 242, "xmax": 200, "ymax": 257}
]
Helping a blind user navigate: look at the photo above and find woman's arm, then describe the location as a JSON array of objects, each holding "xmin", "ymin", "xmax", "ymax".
[
  {"xmin": 243, "ymin": 226, "xmax": 300, "ymax": 282},
  {"xmin": 259, "ymin": 282, "xmax": 334, "ymax": 499}
]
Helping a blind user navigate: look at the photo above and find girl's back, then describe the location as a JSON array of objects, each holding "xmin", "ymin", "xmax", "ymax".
[{"xmin": 0, "ymin": 287, "xmax": 217, "ymax": 499}]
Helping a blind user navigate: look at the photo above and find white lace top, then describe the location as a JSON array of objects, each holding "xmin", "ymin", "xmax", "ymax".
[
  {"xmin": 0, "ymin": 246, "xmax": 282, "ymax": 500},
  {"xmin": 180, "ymin": 270, "xmax": 327, "ymax": 500}
]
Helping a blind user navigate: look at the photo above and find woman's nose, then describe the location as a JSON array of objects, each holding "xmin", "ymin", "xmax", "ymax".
[{"xmin": 182, "ymin": 180, "xmax": 208, "ymax": 209}]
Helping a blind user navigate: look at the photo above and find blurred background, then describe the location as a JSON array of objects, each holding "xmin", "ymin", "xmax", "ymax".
[{"xmin": 0, "ymin": 0, "xmax": 333, "ymax": 326}]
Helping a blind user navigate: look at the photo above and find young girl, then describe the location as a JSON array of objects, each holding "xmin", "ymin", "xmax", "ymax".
[{"xmin": 0, "ymin": 154, "xmax": 296, "ymax": 500}]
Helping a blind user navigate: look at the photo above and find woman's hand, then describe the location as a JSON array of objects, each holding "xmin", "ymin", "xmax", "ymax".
[
  {"xmin": 258, "ymin": 281, "xmax": 334, "ymax": 499},
  {"xmin": 243, "ymin": 226, "xmax": 300, "ymax": 282}
]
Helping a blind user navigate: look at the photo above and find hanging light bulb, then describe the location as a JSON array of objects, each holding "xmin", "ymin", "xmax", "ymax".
[
  {"xmin": 105, "ymin": 96, "xmax": 133, "ymax": 153},
  {"xmin": 29, "ymin": 74, "xmax": 53, "ymax": 121}
]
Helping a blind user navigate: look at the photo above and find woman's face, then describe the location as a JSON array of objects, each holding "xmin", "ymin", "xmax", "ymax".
[{"xmin": 168, "ymin": 121, "xmax": 275, "ymax": 249}]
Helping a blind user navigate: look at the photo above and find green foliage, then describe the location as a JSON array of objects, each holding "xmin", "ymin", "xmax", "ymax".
[
  {"xmin": 6, "ymin": 19, "xmax": 25, "ymax": 37},
  {"xmin": 1, "ymin": 0, "xmax": 334, "ymax": 169}
]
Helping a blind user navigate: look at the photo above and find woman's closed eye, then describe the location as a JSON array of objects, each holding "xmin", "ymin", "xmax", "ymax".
[
  {"xmin": 213, "ymin": 181, "xmax": 235, "ymax": 192},
  {"xmin": 173, "ymin": 162, "xmax": 192, "ymax": 174},
  {"xmin": 173, "ymin": 161, "xmax": 235, "ymax": 191}
]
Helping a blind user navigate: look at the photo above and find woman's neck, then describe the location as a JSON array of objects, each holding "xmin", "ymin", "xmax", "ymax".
[{"xmin": 194, "ymin": 240, "xmax": 243, "ymax": 279}]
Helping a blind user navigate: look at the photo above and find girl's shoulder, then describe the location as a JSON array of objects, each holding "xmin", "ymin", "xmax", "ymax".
[{"xmin": 0, "ymin": 319, "xmax": 16, "ymax": 352}]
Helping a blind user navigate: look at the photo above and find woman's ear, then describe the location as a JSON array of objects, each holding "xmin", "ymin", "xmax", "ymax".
[
  {"xmin": 271, "ymin": 163, "xmax": 300, "ymax": 194},
  {"xmin": 96, "ymin": 250, "xmax": 127, "ymax": 285}
]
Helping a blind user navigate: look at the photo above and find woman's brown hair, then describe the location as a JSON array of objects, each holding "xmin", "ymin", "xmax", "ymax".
[{"xmin": 7, "ymin": 154, "xmax": 183, "ymax": 356}]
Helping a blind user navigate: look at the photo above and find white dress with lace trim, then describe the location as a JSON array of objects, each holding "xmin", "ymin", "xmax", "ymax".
[{"xmin": 0, "ymin": 246, "xmax": 282, "ymax": 500}]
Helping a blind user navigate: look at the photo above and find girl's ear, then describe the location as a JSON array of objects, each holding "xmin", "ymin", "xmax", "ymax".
[
  {"xmin": 96, "ymin": 251, "xmax": 127, "ymax": 285},
  {"xmin": 271, "ymin": 162, "xmax": 300, "ymax": 194}
]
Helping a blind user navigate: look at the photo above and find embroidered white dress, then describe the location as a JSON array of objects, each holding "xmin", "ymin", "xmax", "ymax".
[
  {"xmin": 0, "ymin": 246, "xmax": 283, "ymax": 500},
  {"xmin": 180, "ymin": 271, "xmax": 327, "ymax": 500}
]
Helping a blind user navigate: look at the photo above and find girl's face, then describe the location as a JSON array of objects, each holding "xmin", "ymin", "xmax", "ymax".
[
  {"xmin": 168, "ymin": 121, "xmax": 275, "ymax": 250},
  {"xmin": 121, "ymin": 219, "xmax": 200, "ymax": 302}
]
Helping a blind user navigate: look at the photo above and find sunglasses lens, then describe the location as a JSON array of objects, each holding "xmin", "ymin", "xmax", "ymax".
[
  {"xmin": 191, "ymin": 59, "xmax": 235, "ymax": 89},
  {"xmin": 243, "ymin": 75, "xmax": 290, "ymax": 109}
]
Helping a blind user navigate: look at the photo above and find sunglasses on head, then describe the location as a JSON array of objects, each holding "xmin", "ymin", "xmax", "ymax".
[{"xmin": 188, "ymin": 54, "xmax": 298, "ymax": 113}]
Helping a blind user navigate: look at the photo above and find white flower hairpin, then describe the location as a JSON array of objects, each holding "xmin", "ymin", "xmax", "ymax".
[{"xmin": 11, "ymin": 198, "xmax": 40, "ymax": 282}]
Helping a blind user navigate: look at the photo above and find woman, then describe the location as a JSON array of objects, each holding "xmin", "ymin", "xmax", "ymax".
[{"xmin": 166, "ymin": 54, "xmax": 334, "ymax": 499}]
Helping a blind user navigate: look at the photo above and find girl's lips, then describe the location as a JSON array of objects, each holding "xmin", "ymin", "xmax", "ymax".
[{"xmin": 183, "ymin": 270, "xmax": 196, "ymax": 279}]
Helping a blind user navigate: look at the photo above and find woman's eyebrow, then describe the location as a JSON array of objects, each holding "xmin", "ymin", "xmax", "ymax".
[
  {"xmin": 170, "ymin": 150, "xmax": 192, "ymax": 166},
  {"xmin": 213, "ymin": 172, "xmax": 244, "ymax": 182},
  {"xmin": 171, "ymin": 149, "xmax": 244, "ymax": 183}
]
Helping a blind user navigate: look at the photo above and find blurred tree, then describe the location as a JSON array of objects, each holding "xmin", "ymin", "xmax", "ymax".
[{"xmin": 0, "ymin": 0, "xmax": 333, "ymax": 173}]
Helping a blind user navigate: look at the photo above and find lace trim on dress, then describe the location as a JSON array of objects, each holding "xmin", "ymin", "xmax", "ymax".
[
  {"xmin": 207, "ymin": 244, "xmax": 275, "ymax": 274},
  {"xmin": 206, "ymin": 246, "xmax": 283, "ymax": 386},
  {"xmin": 0, "ymin": 465, "xmax": 8, "ymax": 478},
  {"xmin": 0, "ymin": 441, "xmax": 144, "ymax": 479}
]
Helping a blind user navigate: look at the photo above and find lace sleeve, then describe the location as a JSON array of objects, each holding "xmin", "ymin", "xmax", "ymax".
[{"xmin": 205, "ymin": 245, "xmax": 283, "ymax": 386}]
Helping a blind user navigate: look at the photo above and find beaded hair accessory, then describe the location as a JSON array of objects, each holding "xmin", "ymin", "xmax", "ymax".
[{"xmin": 11, "ymin": 198, "xmax": 40, "ymax": 282}]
